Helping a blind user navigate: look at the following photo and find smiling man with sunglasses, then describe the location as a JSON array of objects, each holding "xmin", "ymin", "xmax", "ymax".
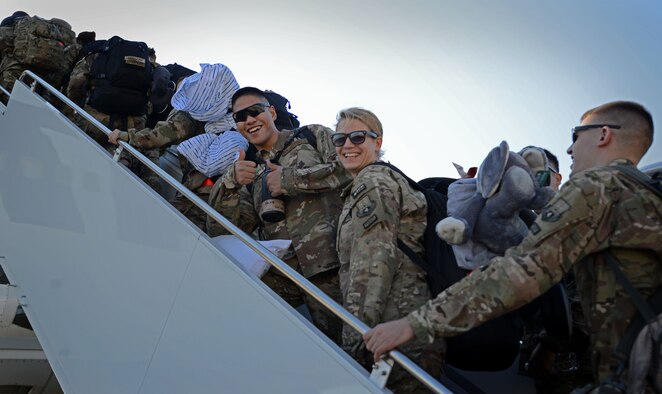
[
  {"xmin": 364, "ymin": 101, "xmax": 661, "ymax": 392},
  {"xmin": 207, "ymin": 86, "xmax": 352, "ymax": 345}
]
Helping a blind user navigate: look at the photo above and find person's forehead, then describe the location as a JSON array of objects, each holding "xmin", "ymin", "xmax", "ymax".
[
  {"xmin": 337, "ymin": 118, "xmax": 368, "ymax": 132},
  {"xmin": 233, "ymin": 94, "xmax": 265, "ymax": 111}
]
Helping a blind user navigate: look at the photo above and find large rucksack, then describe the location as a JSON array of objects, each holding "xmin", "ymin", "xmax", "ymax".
[
  {"xmin": 595, "ymin": 165, "xmax": 662, "ymax": 393},
  {"xmin": 12, "ymin": 16, "xmax": 75, "ymax": 73},
  {"xmin": 87, "ymin": 36, "xmax": 152, "ymax": 117},
  {"xmin": 263, "ymin": 90, "xmax": 300, "ymax": 131},
  {"xmin": 371, "ymin": 162, "xmax": 525, "ymax": 371},
  {"xmin": 164, "ymin": 63, "xmax": 196, "ymax": 85}
]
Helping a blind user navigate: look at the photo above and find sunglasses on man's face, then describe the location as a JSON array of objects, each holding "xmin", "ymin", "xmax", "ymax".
[
  {"xmin": 232, "ymin": 103, "xmax": 271, "ymax": 123},
  {"xmin": 571, "ymin": 124, "xmax": 621, "ymax": 143},
  {"xmin": 331, "ymin": 130, "xmax": 379, "ymax": 147}
]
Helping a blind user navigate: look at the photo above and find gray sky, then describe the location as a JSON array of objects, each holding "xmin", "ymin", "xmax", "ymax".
[{"xmin": 4, "ymin": 0, "xmax": 661, "ymax": 180}]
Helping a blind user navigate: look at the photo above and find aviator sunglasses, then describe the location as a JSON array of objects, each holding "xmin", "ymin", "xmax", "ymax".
[
  {"xmin": 571, "ymin": 124, "xmax": 621, "ymax": 143},
  {"xmin": 232, "ymin": 103, "xmax": 271, "ymax": 123},
  {"xmin": 331, "ymin": 130, "xmax": 379, "ymax": 147}
]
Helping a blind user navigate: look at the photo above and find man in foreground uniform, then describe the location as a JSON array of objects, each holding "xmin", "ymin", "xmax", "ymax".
[
  {"xmin": 364, "ymin": 101, "xmax": 661, "ymax": 391},
  {"xmin": 207, "ymin": 87, "xmax": 352, "ymax": 344}
]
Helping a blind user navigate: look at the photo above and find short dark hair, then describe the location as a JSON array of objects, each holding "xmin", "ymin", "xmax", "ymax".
[
  {"xmin": 581, "ymin": 100, "xmax": 654, "ymax": 156},
  {"xmin": 231, "ymin": 86, "xmax": 268, "ymax": 109},
  {"xmin": 542, "ymin": 148, "xmax": 559, "ymax": 173}
]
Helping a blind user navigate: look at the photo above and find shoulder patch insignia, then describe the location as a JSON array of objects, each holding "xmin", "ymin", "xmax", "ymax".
[
  {"xmin": 356, "ymin": 196, "xmax": 375, "ymax": 218},
  {"xmin": 541, "ymin": 198, "xmax": 571, "ymax": 222},
  {"xmin": 530, "ymin": 222, "xmax": 541, "ymax": 235},
  {"xmin": 124, "ymin": 56, "xmax": 146, "ymax": 68},
  {"xmin": 351, "ymin": 183, "xmax": 367, "ymax": 198},
  {"xmin": 363, "ymin": 214, "xmax": 378, "ymax": 230}
]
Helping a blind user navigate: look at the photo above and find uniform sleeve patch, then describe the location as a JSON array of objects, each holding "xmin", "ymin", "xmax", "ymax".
[
  {"xmin": 541, "ymin": 198, "xmax": 571, "ymax": 222},
  {"xmin": 363, "ymin": 214, "xmax": 378, "ymax": 230},
  {"xmin": 356, "ymin": 196, "xmax": 376, "ymax": 218},
  {"xmin": 530, "ymin": 222, "xmax": 541, "ymax": 235},
  {"xmin": 351, "ymin": 183, "xmax": 367, "ymax": 198}
]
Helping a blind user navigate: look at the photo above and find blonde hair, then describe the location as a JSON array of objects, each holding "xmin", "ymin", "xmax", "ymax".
[{"xmin": 336, "ymin": 107, "xmax": 383, "ymax": 136}]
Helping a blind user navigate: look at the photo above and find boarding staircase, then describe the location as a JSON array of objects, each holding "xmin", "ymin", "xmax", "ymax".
[{"xmin": 0, "ymin": 73, "xmax": 452, "ymax": 393}]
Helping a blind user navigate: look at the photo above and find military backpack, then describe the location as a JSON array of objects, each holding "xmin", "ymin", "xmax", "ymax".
[
  {"xmin": 263, "ymin": 90, "xmax": 300, "ymax": 131},
  {"xmin": 87, "ymin": 36, "xmax": 153, "ymax": 117},
  {"xmin": 12, "ymin": 16, "xmax": 75, "ymax": 73},
  {"xmin": 369, "ymin": 162, "xmax": 527, "ymax": 372}
]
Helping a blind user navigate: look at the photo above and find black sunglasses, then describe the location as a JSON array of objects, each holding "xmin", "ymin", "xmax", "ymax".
[
  {"xmin": 232, "ymin": 103, "xmax": 271, "ymax": 123},
  {"xmin": 571, "ymin": 124, "xmax": 621, "ymax": 143},
  {"xmin": 331, "ymin": 130, "xmax": 379, "ymax": 147}
]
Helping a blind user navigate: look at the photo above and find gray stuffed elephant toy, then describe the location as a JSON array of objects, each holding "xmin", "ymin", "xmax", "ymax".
[{"xmin": 436, "ymin": 141, "xmax": 556, "ymax": 269}]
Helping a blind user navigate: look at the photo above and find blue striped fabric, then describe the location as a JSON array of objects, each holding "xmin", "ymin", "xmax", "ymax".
[
  {"xmin": 177, "ymin": 130, "xmax": 248, "ymax": 177},
  {"xmin": 171, "ymin": 63, "xmax": 239, "ymax": 133}
]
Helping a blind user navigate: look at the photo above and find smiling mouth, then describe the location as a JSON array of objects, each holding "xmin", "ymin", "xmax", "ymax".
[
  {"xmin": 343, "ymin": 153, "xmax": 359, "ymax": 158},
  {"xmin": 247, "ymin": 125, "xmax": 261, "ymax": 134}
]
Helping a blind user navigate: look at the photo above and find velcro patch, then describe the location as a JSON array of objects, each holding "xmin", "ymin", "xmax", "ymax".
[
  {"xmin": 356, "ymin": 196, "xmax": 375, "ymax": 218},
  {"xmin": 124, "ymin": 56, "xmax": 145, "ymax": 67},
  {"xmin": 530, "ymin": 222, "xmax": 541, "ymax": 235},
  {"xmin": 351, "ymin": 183, "xmax": 367, "ymax": 198},
  {"xmin": 363, "ymin": 214, "xmax": 378, "ymax": 230},
  {"xmin": 541, "ymin": 198, "xmax": 571, "ymax": 222}
]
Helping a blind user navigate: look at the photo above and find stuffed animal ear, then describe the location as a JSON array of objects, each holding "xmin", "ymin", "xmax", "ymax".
[
  {"xmin": 518, "ymin": 146, "xmax": 548, "ymax": 175},
  {"xmin": 477, "ymin": 140, "xmax": 509, "ymax": 199}
]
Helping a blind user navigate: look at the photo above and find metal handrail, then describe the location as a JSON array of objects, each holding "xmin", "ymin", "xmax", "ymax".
[
  {"xmin": 0, "ymin": 85, "xmax": 9, "ymax": 105},
  {"xmin": 17, "ymin": 70, "xmax": 451, "ymax": 394}
]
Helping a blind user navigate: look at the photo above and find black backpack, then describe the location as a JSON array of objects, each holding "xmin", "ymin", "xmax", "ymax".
[
  {"xmin": 371, "ymin": 162, "xmax": 524, "ymax": 372},
  {"xmin": 87, "ymin": 36, "xmax": 152, "ymax": 117},
  {"xmin": 263, "ymin": 90, "xmax": 300, "ymax": 131},
  {"xmin": 163, "ymin": 62, "xmax": 196, "ymax": 85}
]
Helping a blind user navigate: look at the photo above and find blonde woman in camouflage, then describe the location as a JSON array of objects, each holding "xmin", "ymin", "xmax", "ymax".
[{"xmin": 333, "ymin": 108, "xmax": 442, "ymax": 393}]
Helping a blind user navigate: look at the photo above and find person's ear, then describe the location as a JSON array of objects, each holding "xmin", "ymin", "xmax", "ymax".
[
  {"xmin": 597, "ymin": 126, "xmax": 613, "ymax": 147},
  {"xmin": 269, "ymin": 105, "xmax": 277, "ymax": 121},
  {"xmin": 375, "ymin": 136, "xmax": 383, "ymax": 151}
]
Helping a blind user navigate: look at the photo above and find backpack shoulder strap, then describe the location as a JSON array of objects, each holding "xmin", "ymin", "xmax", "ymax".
[
  {"xmin": 369, "ymin": 161, "xmax": 423, "ymax": 193},
  {"xmin": 271, "ymin": 126, "xmax": 314, "ymax": 164},
  {"xmin": 613, "ymin": 164, "xmax": 662, "ymax": 199},
  {"xmin": 604, "ymin": 251, "xmax": 662, "ymax": 360},
  {"xmin": 292, "ymin": 125, "xmax": 316, "ymax": 150},
  {"xmin": 367, "ymin": 162, "xmax": 431, "ymax": 272}
]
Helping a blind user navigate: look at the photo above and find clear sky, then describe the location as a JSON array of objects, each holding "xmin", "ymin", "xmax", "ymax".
[{"xmin": 4, "ymin": 0, "xmax": 661, "ymax": 181}]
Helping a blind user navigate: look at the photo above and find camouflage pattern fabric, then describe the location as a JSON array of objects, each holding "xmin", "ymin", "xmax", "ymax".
[
  {"xmin": 0, "ymin": 56, "xmax": 22, "ymax": 92},
  {"xmin": 0, "ymin": 26, "xmax": 16, "ymax": 52},
  {"xmin": 12, "ymin": 16, "xmax": 75, "ymax": 74},
  {"xmin": 208, "ymin": 124, "xmax": 351, "ymax": 277},
  {"xmin": 407, "ymin": 159, "xmax": 662, "ymax": 387},
  {"xmin": 207, "ymin": 124, "xmax": 351, "ymax": 343},
  {"xmin": 170, "ymin": 190, "xmax": 210, "ymax": 232},
  {"xmin": 337, "ymin": 164, "xmax": 442, "ymax": 392},
  {"xmin": 66, "ymin": 53, "xmax": 95, "ymax": 106},
  {"xmin": 73, "ymin": 104, "xmax": 146, "ymax": 146},
  {"xmin": 125, "ymin": 109, "xmax": 205, "ymax": 150}
]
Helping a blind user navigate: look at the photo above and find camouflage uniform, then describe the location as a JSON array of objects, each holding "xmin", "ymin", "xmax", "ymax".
[
  {"xmin": 67, "ymin": 53, "xmax": 148, "ymax": 143},
  {"xmin": 207, "ymin": 124, "xmax": 351, "ymax": 344},
  {"xmin": 67, "ymin": 53, "xmax": 169, "ymax": 192},
  {"xmin": 0, "ymin": 17, "xmax": 75, "ymax": 95},
  {"xmin": 407, "ymin": 159, "xmax": 662, "ymax": 389},
  {"xmin": 337, "ymin": 164, "xmax": 442, "ymax": 393}
]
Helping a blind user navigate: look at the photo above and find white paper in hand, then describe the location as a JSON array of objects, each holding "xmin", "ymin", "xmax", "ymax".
[{"xmin": 210, "ymin": 236, "xmax": 292, "ymax": 278}]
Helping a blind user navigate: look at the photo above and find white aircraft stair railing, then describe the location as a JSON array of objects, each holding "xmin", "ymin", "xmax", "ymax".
[
  {"xmin": 0, "ymin": 85, "xmax": 9, "ymax": 114},
  {"xmin": 6, "ymin": 71, "xmax": 451, "ymax": 394}
]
